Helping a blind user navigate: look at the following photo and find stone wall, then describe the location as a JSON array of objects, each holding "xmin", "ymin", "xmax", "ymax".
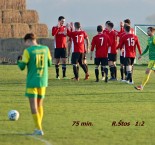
[{"xmin": 0, "ymin": 38, "xmax": 54, "ymax": 64}]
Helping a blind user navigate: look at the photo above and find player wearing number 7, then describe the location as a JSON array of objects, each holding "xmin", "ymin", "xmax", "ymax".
[
  {"xmin": 90, "ymin": 25, "xmax": 111, "ymax": 82},
  {"xmin": 117, "ymin": 24, "xmax": 142, "ymax": 84},
  {"xmin": 17, "ymin": 33, "xmax": 52, "ymax": 135}
]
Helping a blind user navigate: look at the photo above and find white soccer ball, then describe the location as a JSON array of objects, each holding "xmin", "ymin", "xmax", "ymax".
[{"xmin": 8, "ymin": 110, "xmax": 20, "ymax": 121}]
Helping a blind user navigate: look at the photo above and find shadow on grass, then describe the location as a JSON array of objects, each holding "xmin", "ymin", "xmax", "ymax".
[{"xmin": 0, "ymin": 132, "xmax": 32, "ymax": 136}]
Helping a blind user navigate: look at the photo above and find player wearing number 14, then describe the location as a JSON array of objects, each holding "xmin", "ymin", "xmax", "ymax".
[{"xmin": 17, "ymin": 33, "xmax": 52, "ymax": 135}]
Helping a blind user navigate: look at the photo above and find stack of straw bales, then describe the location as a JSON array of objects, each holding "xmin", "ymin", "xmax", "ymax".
[
  {"xmin": 0, "ymin": 0, "xmax": 48, "ymax": 38},
  {"xmin": 0, "ymin": 0, "xmax": 26, "ymax": 10}
]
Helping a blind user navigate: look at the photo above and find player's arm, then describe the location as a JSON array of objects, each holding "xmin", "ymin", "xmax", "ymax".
[
  {"xmin": 107, "ymin": 35, "xmax": 112, "ymax": 49},
  {"xmin": 120, "ymin": 21, "xmax": 124, "ymax": 33},
  {"xmin": 17, "ymin": 49, "xmax": 29, "ymax": 70},
  {"xmin": 84, "ymin": 31, "xmax": 89, "ymax": 53},
  {"xmin": 85, "ymin": 37, "xmax": 89, "ymax": 53},
  {"xmin": 136, "ymin": 37, "xmax": 142, "ymax": 55},
  {"xmin": 52, "ymin": 26, "xmax": 59, "ymax": 36},
  {"xmin": 48, "ymin": 48, "xmax": 52, "ymax": 67},
  {"xmin": 90, "ymin": 38, "xmax": 95, "ymax": 60},
  {"xmin": 68, "ymin": 38, "xmax": 72, "ymax": 57},
  {"xmin": 117, "ymin": 37, "xmax": 123, "ymax": 50}
]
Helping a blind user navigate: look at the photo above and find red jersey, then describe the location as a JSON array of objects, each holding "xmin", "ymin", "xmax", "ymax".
[
  {"xmin": 118, "ymin": 28, "xmax": 135, "ymax": 56},
  {"xmin": 104, "ymin": 29, "xmax": 118, "ymax": 54},
  {"xmin": 52, "ymin": 26, "xmax": 67, "ymax": 48},
  {"xmin": 91, "ymin": 33, "xmax": 111, "ymax": 58},
  {"xmin": 118, "ymin": 27, "xmax": 135, "ymax": 37},
  {"xmin": 103, "ymin": 28, "xmax": 109, "ymax": 34},
  {"xmin": 118, "ymin": 33, "xmax": 142, "ymax": 58},
  {"xmin": 67, "ymin": 30, "xmax": 88, "ymax": 53},
  {"xmin": 118, "ymin": 31, "xmax": 126, "ymax": 56}
]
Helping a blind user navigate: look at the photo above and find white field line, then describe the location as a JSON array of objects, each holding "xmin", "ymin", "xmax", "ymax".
[{"xmin": 0, "ymin": 130, "xmax": 52, "ymax": 145}]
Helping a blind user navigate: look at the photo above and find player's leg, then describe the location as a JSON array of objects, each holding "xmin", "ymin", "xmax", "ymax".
[
  {"xmin": 61, "ymin": 49, "xmax": 67, "ymax": 79},
  {"xmin": 94, "ymin": 58, "xmax": 100, "ymax": 82},
  {"xmin": 114, "ymin": 61, "xmax": 117, "ymax": 80},
  {"xmin": 108, "ymin": 62, "xmax": 115, "ymax": 80},
  {"xmin": 79, "ymin": 53, "xmax": 89, "ymax": 80},
  {"xmin": 29, "ymin": 98, "xmax": 42, "ymax": 131},
  {"xmin": 125, "ymin": 58, "xmax": 134, "ymax": 84},
  {"xmin": 72, "ymin": 52, "xmax": 79, "ymax": 80},
  {"xmin": 108, "ymin": 54, "xmax": 116, "ymax": 80},
  {"xmin": 120, "ymin": 56, "xmax": 125, "ymax": 81},
  {"xmin": 135, "ymin": 61, "xmax": 155, "ymax": 90},
  {"xmin": 101, "ymin": 66, "xmax": 105, "ymax": 80},
  {"xmin": 101, "ymin": 58, "xmax": 108, "ymax": 82},
  {"xmin": 135, "ymin": 68, "xmax": 152, "ymax": 90},
  {"xmin": 142, "ymin": 68, "xmax": 152, "ymax": 87},
  {"xmin": 37, "ymin": 87, "xmax": 46, "ymax": 124},
  {"xmin": 54, "ymin": 49, "xmax": 60, "ymax": 79},
  {"xmin": 83, "ymin": 54, "xmax": 89, "ymax": 79},
  {"xmin": 124, "ymin": 65, "xmax": 127, "ymax": 80},
  {"xmin": 26, "ymin": 88, "xmax": 43, "ymax": 134},
  {"xmin": 113, "ymin": 54, "xmax": 117, "ymax": 80}
]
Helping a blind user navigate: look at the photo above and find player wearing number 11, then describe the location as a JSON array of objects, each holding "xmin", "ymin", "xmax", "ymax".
[{"xmin": 17, "ymin": 33, "xmax": 52, "ymax": 135}]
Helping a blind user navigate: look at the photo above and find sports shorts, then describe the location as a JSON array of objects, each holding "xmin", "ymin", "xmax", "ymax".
[
  {"xmin": 148, "ymin": 60, "xmax": 155, "ymax": 70},
  {"xmin": 54, "ymin": 48, "xmax": 67, "ymax": 59},
  {"xmin": 25, "ymin": 87, "xmax": 46, "ymax": 99}
]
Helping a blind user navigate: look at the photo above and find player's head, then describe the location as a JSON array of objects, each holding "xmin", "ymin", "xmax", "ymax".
[
  {"xmin": 97, "ymin": 25, "xmax": 103, "ymax": 33},
  {"xmin": 107, "ymin": 22, "xmax": 114, "ymax": 30},
  {"xmin": 105, "ymin": 20, "xmax": 111, "ymax": 29},
  {"xmin": 147, "ymin": 27, "xmax": 155, "ymax": 36},
  {"xmin": 124, "ymin": 24, "xmax": 131, "ymax": 33},
  {"xmin": 74, "ymin": 22, "xmax": 81, "ymax": 29},
  {"xmin": 24, "ymin": 33, "xmax": 37, "ymax": 46},
  {"xmin": 58, "ymin": 16, "xmax": 65, "ymax": 26},
  {"xmin": 124, "ymin": 19, "xmax": 131, "ymax": 25}
]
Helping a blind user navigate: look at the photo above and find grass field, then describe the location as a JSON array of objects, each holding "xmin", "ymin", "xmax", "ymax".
[{"xmin": 0, "ymin": 65, "xmax": 155, "ymax": 145}]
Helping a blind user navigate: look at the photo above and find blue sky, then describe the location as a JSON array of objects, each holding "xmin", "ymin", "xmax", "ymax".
[{"xmin": 27, "ymin": 0, "xmax": 155, "ymax": 29}]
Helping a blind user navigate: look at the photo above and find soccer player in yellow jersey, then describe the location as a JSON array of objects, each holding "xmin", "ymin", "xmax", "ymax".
[
  {"xmin": 135, "ymin": 27, "xmax": 155, "ymax": 90},
  {"xmin": 17, "ymin": 33, "xmax": 52, "ymax": 135}
]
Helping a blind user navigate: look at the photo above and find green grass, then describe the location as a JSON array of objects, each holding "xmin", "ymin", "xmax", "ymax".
[{"xmin": 0, "ymin": 65, "xmax": 155, "ymax": 145}]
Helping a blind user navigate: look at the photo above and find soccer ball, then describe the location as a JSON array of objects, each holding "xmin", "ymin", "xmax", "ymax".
[{"xmin": 8, "ymin": 110, "xmax": 19, "ymax": 121}]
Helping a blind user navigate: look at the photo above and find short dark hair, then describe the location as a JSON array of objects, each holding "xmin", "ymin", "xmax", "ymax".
[
  {"xmin": 58, "ymin": 16, "xmax": 65, "ymax": 21},
  {"xmin": 74, "ymin": 22, "xmax": 81, "ymax": 29},
  {"xmin": 97, "ymin": 25, "xmax": 103, "ymax": 32},
  {"xmin": 124, "ymin": 19, "xmax": 131, "ymax": 25},
  {"xmin": 105, "ymin": 20, "xmax": 111, "ymax": 25},
  {"xmin": 24, "ymin": 33, "xmax": 36, "ymax": 42},
  {"xmin": 124, "ymin": 24, "xmax": 131, "ymax": 32},
  {"xmin": 148, "ymin": 27, "xmax": 155, "ymax": 32},
  {"xmin": 107, "ymin": 22, "xmax": 114, "ymax": 28}
]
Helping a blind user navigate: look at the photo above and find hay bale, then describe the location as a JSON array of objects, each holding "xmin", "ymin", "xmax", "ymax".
[
  {"xmin": 0, "ymin": 24, "xmax": 12, "ymax": 38},
  {"xmin": 11, "ymin": 23, "xmax": 30, "ymax": 38},
  {"xmin": 29, "ymin": 24, "xmax": 48, "ymax": 38},
  {"xmin": 0, "ymin": 0, "xmax": 6, "ymax": 10},
  {"xmin": 0, "ymin": 11, "xmax": 2, "ymax": 23},
  {"xmin": 2, "ymin": 10, "xmax": 21, "ymax": 23},
  {"xmin": 21, "ymin": 10, "xmax": 39, "ymax": 24},
  {"xmin": 0, "ymin": 0, "xmax": 26, "ymax": 10}
]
